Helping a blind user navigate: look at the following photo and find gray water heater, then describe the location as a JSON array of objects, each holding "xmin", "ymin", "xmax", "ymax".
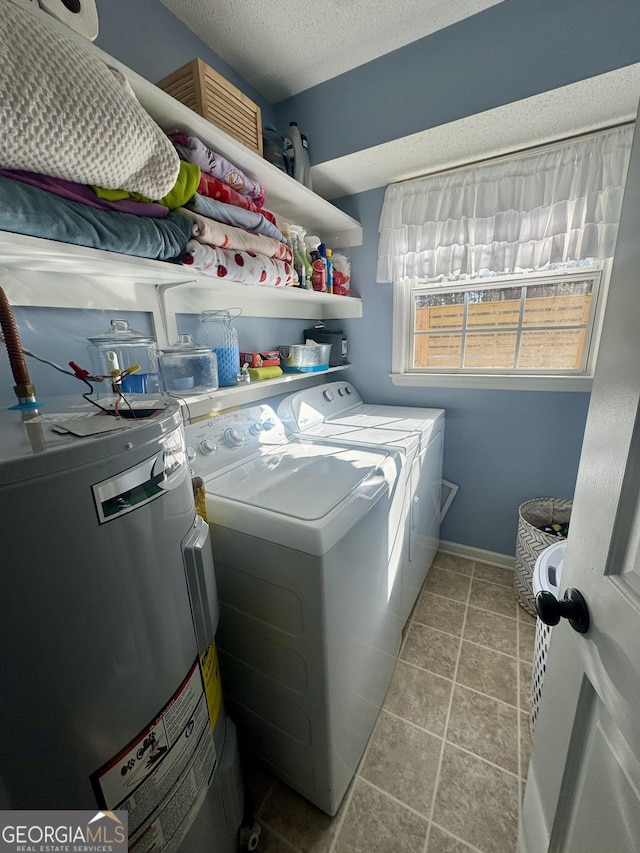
[{"xmin": 0, "ymin": 399, "xmax": 243, "ymax": 852}]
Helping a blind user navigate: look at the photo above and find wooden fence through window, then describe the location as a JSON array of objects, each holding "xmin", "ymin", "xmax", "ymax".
[{"xmin": 414, "ymin": 294, "xmax": 591, "ymax": 369}]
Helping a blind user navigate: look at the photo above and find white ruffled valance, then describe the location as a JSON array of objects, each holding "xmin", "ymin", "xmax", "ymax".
[{"xmin": 377, "ymin": 126, "xmax": 634, "ymax": 283}]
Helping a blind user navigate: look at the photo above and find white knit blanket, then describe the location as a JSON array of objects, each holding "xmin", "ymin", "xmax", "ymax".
[{"xmin": 0, "ymin": 1, "xmax": 179, "ymax": 199}]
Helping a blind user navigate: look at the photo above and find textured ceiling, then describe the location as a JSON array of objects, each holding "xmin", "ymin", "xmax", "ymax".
[
  {"xmin": 155, "ymin": 1, "xmax": 639, "ymax": 200},
  {"xmin": 311, "ymin": 64, "xmax": 640, "ymax": 198},
  {"xmin": 158, "ymin": 0, "xmax": 506, "ymax": 102}
]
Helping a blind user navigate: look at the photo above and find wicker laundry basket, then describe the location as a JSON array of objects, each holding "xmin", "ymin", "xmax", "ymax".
[
  {"xmin": 529, "ymin": 540, "xmax": 566, "ymax": 738},
  {"xmin": 514, "ymin": 497, "xmax": 572, "ymax": 616}
]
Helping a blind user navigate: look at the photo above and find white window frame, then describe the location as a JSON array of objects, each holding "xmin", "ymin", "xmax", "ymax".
[{"xmin": 391, "ymin": 261, "xmax": 612, "ymax": 392}]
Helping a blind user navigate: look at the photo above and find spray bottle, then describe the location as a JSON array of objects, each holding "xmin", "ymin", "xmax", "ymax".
[
  {"xmin": 298, "ymin": 227, "xmax": 314, "ymax": 289},
  {"xmin": 280, "ymin": 223, "xmax": 300, "ymax": 286},
  {"xmin": 278, "ymin": 220, "xmax": 300, "ymax": 287},
  {"xmin": 290, "ymin": 225, "xmax": 312, "ymax": 289},
  {"xmin": 306, "ymin": 235, "xmax": 327, "ymax": 292}
]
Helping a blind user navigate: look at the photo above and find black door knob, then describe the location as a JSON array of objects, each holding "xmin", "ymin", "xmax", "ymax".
[{"xmin": 535, "ymin": 588, "xmax": 590, "ymax": 634}]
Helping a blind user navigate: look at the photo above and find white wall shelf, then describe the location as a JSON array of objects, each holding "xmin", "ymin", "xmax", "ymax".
[
  {"xmin": 132, "ymin": 79, "xmax": 362, "ymax": 248},
  {"xmin": 0, "ymin": 21, "xmax": 363, "ymax": 344},
  {"xmin": 0, "ymin": 231, "xmax": 362, "ymax": 347},
  {"xmin": 174, "ymin": 366, "xmax": 350, "ymax": 422},
  {"xmin": 33, "ymin": 15, "xmax": 363, "ymax": 250}
]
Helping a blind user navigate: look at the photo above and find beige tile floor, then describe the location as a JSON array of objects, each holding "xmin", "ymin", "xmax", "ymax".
[{"xmin": 241, "ymin": 551, "xmax": 537, "ymax": 853}]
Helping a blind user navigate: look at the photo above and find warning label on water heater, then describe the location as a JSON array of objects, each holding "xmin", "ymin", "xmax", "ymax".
[{"xmin": 91, "ymin": 659, "xmax": 217, "ymax": 853}]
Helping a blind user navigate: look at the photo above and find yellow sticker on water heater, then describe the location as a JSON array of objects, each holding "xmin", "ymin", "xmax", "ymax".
[{"xmin": 199, "ymin": 641, "xmax": 222, "ymax": 728}]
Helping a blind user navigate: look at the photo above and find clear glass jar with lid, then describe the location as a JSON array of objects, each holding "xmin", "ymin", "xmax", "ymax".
[
  {"xmin": 159, "ymin": 334, "xmax": 218, "ymax": 396},
  {"xmin": 196, "ymin": 310, "xmax": 240, "ymax": 387},
  {"xmin": 87, "ymin": 319, "xmax": 161, "ymax": 396}
]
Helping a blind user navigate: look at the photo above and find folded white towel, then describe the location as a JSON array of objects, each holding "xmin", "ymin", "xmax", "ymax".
[{"xmin": 0, "ymin": 1, "xmax": 179, "ymax": 199}]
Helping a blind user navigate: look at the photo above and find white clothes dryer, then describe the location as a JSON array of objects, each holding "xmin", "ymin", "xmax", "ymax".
[
  {"xmin": 185, "ymin": 405, "xmax": 401, "ymax": 816},
  {"xmin": 278, "ymin": 382, "xmax": 445, "ymax": 625}
]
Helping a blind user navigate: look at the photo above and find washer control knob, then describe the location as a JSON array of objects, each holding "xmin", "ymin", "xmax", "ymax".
[
  {"xmin": 338, "ymin": 387, "xmax": 345, "ymax": 396},
  {"xmin": 345, "ymin": 385, "xmax": 352, "ymax": 394},
  {"xmin": 249, "ymin": 421, "xmax": 264, "ymax": 435},
  {"xmin": 262, "ymin": 420, "xmax": 275, "ymax": 431},
  {"xmin": 186, "ymin": 446, "xmax": 197, "ymax": 462},
  {"xmin": 223, "ymin": 427, "xmax": 245, "ymax": 447},
  {"xmin": 323, "ymin": 389, "xmax": 334, "ymax": 401},
  {"xmin": 200, "ymin": 439, "xmax": 218, "ymax": 455}
]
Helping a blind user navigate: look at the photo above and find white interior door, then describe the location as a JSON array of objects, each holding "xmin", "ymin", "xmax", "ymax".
[{"xmin": 519, "ymin": 110, "xmax": 640, "ymax": 853}]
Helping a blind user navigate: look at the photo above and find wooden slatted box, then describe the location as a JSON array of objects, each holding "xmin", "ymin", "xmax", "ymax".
[{"xmin": 157, "ymin": 58, "xmax": 263, "ymax": 156}]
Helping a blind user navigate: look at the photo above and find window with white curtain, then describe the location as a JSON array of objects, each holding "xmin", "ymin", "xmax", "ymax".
[{"xmin": 378, "ymin": 125, "xmax": 633, "ymax": 391}]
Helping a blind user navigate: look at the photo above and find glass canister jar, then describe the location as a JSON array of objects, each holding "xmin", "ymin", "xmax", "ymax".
[
  {"xmin": 197, "ymin": 311, "xmax": 240, "ymax": 387},
  {"xmin": 159, "ymin": 334, "xmax": 219, "ymax": 396},
  {"xmin": 87, "ymin": 319, "xmax": 162, "ymax": 395}
]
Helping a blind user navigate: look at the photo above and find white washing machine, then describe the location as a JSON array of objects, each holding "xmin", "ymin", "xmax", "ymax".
[
  {"xmin": 278, "ymin": 382, "xmax": 445, "ymax": 625},
  {"xmin": 185, "ymin": 405, "xmax": 401, "ymax": 816}
]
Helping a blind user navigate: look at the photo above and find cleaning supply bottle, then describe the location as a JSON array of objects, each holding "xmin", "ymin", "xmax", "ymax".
[
  {"xmin": 325, "ymin": 246, "xmax": 334, "ymax": 294},
  {"xmin": 331, "ymin": 252, "xmax": 351, "ymax": 294},
  {"xmin": 292, "ymin": 229, "xmax": 306, "ymax": 288},
  {"xmin": 300, "ymin": 133, "xmax": 313, "ymax": 191},
  {"xmin": 280, "ymin": 224, "xmax": 300, "ymax": 285},
  {"xmin": 305, "ymin": 234, "xmax": 321, "ymax": 256},
  {"xmin": 298, "ymin": 227, "xmax": 313, "ymax": 288},
  {"xmin": 262, "ymin": 123, "xmax": 287, "ymax": 172},
  {"xmin": 287, "ymin": 225, "xmax": 301, "ymax": 287},
  {"xmin": 311, "ymin": 257, "xmax": 326, "ymax": 292},
  {"xmin": 318, "ymin": 243, "xmax": 330, "ymax": 293},
  {"xmin": 287, "ymin": 122, "xmax": 312, "ymax": 189},
  {"xmin": 280, "ymin": 223, "xmax": 292, "ymax": 254},
  {"xmin": 192, "ymin": 477, "xmax": 208, "ymax": 522},
  {"xmin": 307, "ymin": 235, "xmax": 326, "ymax": 292},
  {"xmin": 290, "ymin": 225, "xmax": 312, "ymax": 289},
  {"xmin": 282, "ymin": 134, "xmax": 294, "ymax": 177}
]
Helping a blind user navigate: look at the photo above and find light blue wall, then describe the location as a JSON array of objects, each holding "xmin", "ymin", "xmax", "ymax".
[
  {"xmin": 329, "ymin": 188, "xmax": 590, "ymax": 555},
  {"xmin": 273, "ymin": 0, "xmax": 640, "ymax": 168},
  {"xmin": 0, "ymin": 308, "xmax": 311, "ymax": 407},
  {"xmin": 4, "ymin": 0, "xmax": 631, "ymax": 556},
  {"xmin": 0, "ymin": 307, "xmax": 158, "ymax": 403},
  {"xmin": 269, "ymin": 0, "xmax": 640, "ymax": 555},
  {"xmin": 94, "ymin": 0, "xmax": 274, "ymax": 124},
  {"xmin": 0, "ymin": 3, "xmax": 287, "ymax": 400}
]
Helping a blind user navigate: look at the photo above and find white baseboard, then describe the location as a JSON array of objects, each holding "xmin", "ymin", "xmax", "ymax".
[{"xmin": 439, "ymin": 540, "xmax": 515, "ymax": 570}]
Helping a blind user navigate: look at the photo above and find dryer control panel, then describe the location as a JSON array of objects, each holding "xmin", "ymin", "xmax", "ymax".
[
  {"xmin": 185, "ymin": 405, "xmax": 287, "ymax": 477},
  {"xmin": 277, "ymin": 382, "xmax": 363, "ymax": 432}
]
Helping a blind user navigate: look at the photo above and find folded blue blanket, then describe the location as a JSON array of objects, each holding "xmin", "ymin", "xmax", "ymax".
[
  {"xmin": 187, "ymin": 193, "xmax": 284, "ymax": 243},
  {"xmin": 0, "ymin": 175, "xmax": 192, "ymax": 261}
]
